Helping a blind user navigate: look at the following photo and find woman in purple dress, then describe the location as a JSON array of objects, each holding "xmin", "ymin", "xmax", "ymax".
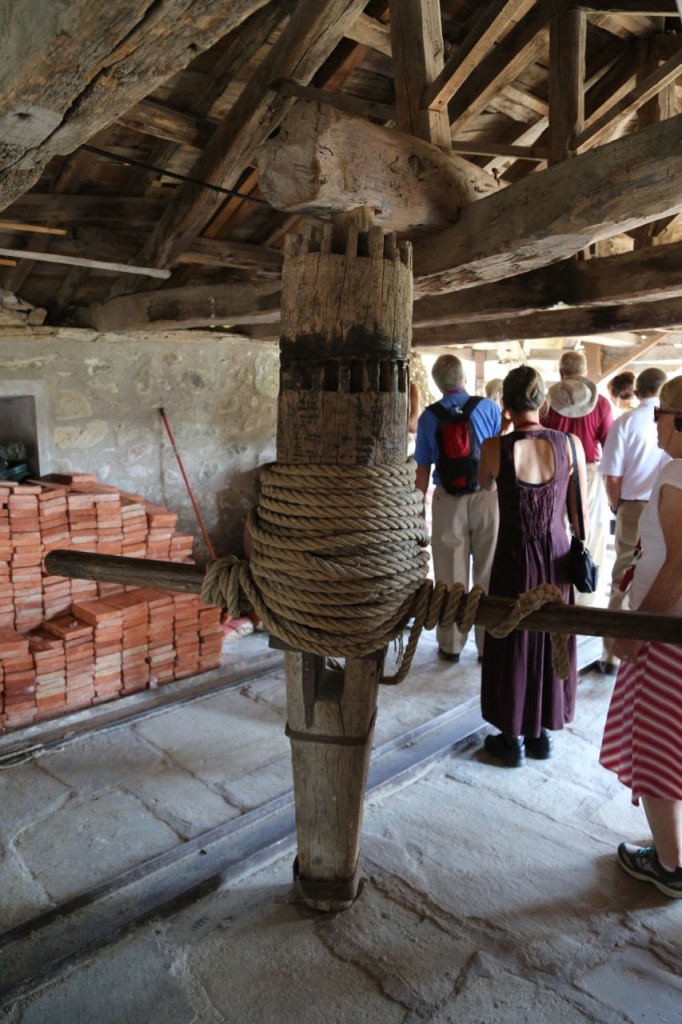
[{"xmin": 478, "ymin": 366, "xmax": 589, "ymax": 767}]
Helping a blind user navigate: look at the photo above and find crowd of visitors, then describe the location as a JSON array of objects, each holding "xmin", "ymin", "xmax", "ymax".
[{"xmin": 414, "ymin": 354, "xmax": 681, "ymax": 898}]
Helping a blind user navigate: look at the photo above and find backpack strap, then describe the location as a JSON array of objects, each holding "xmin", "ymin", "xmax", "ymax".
[{"xmin": 427, "ymin": 396, "xmax": 481, "ymax": 421}]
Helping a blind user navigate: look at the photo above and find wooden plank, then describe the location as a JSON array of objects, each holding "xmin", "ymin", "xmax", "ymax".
[
  {"xmin": 452, "ymin": 141, "xmax": 548, "ymax": 161},
  {"xmin": 0, "ymin": 221, "xmax": 67, "ymax": 236},
  {"xmin": 345, "ymin": 12, "xmax": 392, "ymax": 56},
  {"xmin": 0, "ymin": 248, "xmax": 171, "ymax": 279},
  {"xmin": 576, "ymin": 49, "xmax": 682, "ymax": 151},
  {"xmin": 84, "ymin": 280, "xmax": 281, "ymax": 332},
  {"xmin": 570, "ymin": 0, "xmax": 678, "ymax": 12},
  {"xmin": 423, "ymin": 0, "xmax": 535, "ymax": 113},
  {"xmin": 0, "ymin": 0, "xmax": 270, "ymax": 211},
  {"xmin": 390, "ymin": 0, "xmax": 451, "ymax": 149},
  {"xmin": 278, "ymin": 81, "xmax": 396, "ymax": 123},
  {"xmin": 119, "ymin": 0, "xmax": 371, "ymax": 280},
  {"xmin": 7, "ymin": 196, "xmax": 165, "ymax": 225},
  {"xmin": 116, "ymin": 100, "xmax": 215, "ymax": 150},
  {"xmin": 177, "ymin": 238, "xmax": 284, "ymax": 272},
  {"xmin": 414, "ymin": 239, "xmax": 682, "ymax": 322},
  {"xmin": 449, "ymin": 0, "xmax": 553, "ymax": 136},
  {"xmin": 548, "ymin": 9, "xmax": 586, "ymax": 163},
  {"xmin": 412, "ymin": 296, "xmax": 682, "ymax": 345},
  {"xmin": 413, "ymin": 113, "xmax": 682, "ymax": 293},
  {"xmin": 41, "ymin": 549, "xmax": 682, "ymax": 645}
]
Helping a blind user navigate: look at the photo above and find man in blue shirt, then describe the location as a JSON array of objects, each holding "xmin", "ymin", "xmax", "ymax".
[{"xmin": 415, "ymin": 354, "xmax": 501, "ymax": 663}]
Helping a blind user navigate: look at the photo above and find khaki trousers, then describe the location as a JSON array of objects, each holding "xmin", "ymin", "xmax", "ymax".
[
  {"xmin": 431, "ymin": 487, "xmax": 499, "ymax": 657},
  {"xmin": 602, "ymin": 499, "xmax": 646, "ymax": 661}
]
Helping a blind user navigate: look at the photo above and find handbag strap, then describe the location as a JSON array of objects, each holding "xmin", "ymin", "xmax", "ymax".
[{"xmin": 566, "ymin": 433, "xmax": 586, "ymax": 541}]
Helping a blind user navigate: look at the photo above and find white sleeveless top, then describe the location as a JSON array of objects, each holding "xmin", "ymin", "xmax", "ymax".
[{"xmin": 628, "ymin": 459, "xmax": 682, "ymax": 613}]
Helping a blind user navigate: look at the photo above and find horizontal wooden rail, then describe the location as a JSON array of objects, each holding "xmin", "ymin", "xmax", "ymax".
[{"xmin": 44, "ymin": 550, "xmax": 682, "ymax": 645}]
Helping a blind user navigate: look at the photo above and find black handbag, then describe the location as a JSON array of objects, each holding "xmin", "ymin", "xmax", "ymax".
[{"xmin": 566, "ymin": 435, "xmax": 599, "ymax": 594}]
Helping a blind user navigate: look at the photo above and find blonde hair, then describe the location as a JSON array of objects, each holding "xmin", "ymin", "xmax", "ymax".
[
  {"xmin": 485, "ymin": 378, "xmax": 504, "ymax": 403},
  {"xmin": 659, "ymin": 375, "xmax": 682, "ymax": 413}
]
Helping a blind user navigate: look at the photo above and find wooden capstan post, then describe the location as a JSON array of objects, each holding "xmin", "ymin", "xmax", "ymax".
[{"xmin": 275, "ymin": 210, "xmax": 413, "ymax": 910}]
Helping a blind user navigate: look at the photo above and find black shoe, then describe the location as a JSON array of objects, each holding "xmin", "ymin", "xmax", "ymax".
[
  {"xmin": 617, "ymin": 843, "xmax": 682, "ymax": 899},
  {"xmin": 483, "ymin": 733, "xmax": 525, "ymax": 767},
  {"xmin": 597, "ymin": 660, "xmax": 618, "ymax": 677},
  {"xmin": 524, "ymin": 730, "xmax": 553, "ymax": 759},
  {"xmin": 438, "ymin": 648, "xmax": 460, "ymax": 663}
]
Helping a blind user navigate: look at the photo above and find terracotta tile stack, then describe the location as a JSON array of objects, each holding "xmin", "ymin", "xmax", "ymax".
[
  {"xmin": 137, "ymin": 589, "xmax": 176, "ymax": 685},
  {"xmin": 0, "ymin": 474, "xmax": 226, "ymax": 731},
  {"xmin": 43, "ymin": 615, "xmax": 95, "ymax": 710},
  {"xmin": 28, "ymin": 630, "xmax": 66, "ymax": 720},
  {"xmin": 0, "ymin": 628, "xmax": 36, "ymax": 728},
  {"xmin": 199, "ymin": 606, "xmax": 223, "ymax": 670}
]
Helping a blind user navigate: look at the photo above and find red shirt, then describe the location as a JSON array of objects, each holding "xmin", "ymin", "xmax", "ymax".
[{"xmin": 541, "ymin": 394, "xmax": 613, "ymax": 463}]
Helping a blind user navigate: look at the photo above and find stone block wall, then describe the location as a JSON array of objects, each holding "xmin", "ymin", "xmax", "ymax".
[{"xmin": 0, "ymin": 329, "xmax": 280, "ymax": 559}]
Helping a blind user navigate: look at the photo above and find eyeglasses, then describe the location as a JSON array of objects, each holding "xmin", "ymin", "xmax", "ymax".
[{"xmin": 653, "ymin": 407, "xmax": 676, "ymax": 423}]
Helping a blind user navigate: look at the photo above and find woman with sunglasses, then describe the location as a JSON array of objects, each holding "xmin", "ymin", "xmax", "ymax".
[{"xmin": 600, "ymin": 376, "xmax": 682, "ymax": 899}]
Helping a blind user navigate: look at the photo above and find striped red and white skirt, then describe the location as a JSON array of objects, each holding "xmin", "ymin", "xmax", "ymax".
[{"xmin": 600, "ymin": 641, "xmax": 682, "ymax": 804}]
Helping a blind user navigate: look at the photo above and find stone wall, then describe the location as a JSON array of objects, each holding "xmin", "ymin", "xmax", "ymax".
[{"xmin": 0, "ymin": 329, "xmax": 280, "ymax": 559}]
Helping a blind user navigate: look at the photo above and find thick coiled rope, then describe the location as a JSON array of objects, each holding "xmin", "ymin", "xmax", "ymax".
[{"xmin": 201, "ymin": 461, "xmax": 571, "ymax": 685}]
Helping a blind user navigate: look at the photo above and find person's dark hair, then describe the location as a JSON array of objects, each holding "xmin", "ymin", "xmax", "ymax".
[
  {"xmin": 502, "ymin": 366, "xmax": 545, "ymax": 414},
  {"xmin": 608, "ymin": 371, "xmax": 635, "ymax": 402},
  {"xmin": 635, "ymin": 367, "xmax": 666, "ymax": 397}
]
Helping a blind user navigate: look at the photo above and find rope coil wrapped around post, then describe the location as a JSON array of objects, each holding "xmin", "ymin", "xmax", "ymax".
[{"xmin": 201, "ymin": 460, "xmax": 571, "ymax": 684}]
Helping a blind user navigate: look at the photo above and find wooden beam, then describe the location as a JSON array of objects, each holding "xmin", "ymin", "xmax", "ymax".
[
  {"xmin": 413, "ymin": 113, "xmax": 682, "ymax": 293},
  {"xmin": 345, "ymin": 12, "xmax": 392, "ymax": 56},
  {"xmin": 117, "ymin": 0, "xmax": 371, "ymax": 285},
  {"xmin": 278, "ymin": 81, "xmax": 396, "ymax": 123},
  {"xmin": 0, "ymin": 0, "xmax": 270, "ymax": 211},
  {"xmin": 0, "ymin": 221, "xmax": 67, "ymax": 237},
  {"xmin": 601, "ymin": 333, "xmax": 668, "ymax": 378},
  {"xmin": 83, "ymin": 281, "xmax": 281, "ymax": 332},
  {"xmin": 412, "ymin": 297, "xmax": 682, "ymax": 345},
  {"xmin": 576, "ymin": 49, "xmax": 682, "ymax": 151},
  {"xmin": 0, "ymin": 248, "xmax": 171, "ymax": 279},
  {"xmin": 116, "ymin": 100, "xmax": 215, "ymax": 150},
  {"xmin": 548, "ymin": 9, "xmax": 586, "ymax": 163},
  {"xmin": 452, "ymin": 141, "xmax": 549, "ymax": 162},
  {"xmin": 570, "ymin": 0, "xmax": 678, "ymax": 12},
  {"xmin": 449, "ymin": 0, "xmax": 553, "ymax": 136},
  {"xmin": 423, "ymin": 0, "xmax": 535, "ymax": 113},
  {"xmin": 176, "ymin": 238, "xmax": 283, "ymax": 272},
  {"xmin": 6, "ymin": 196, "xmax": 165, "ymax": 225},
  {"xmin": 41, "ymin": 549, "xmax": 682, "ymax": 646},
  {"xmin": 414, "ymin": 240, "xmax": 682, "ymax": 322},
  {"xmin": 390, "ymin": 0, "xmax": 451, "ymax": 149},
  {"xmin": 256, "ymin": 101, "xmax": 497, "ymax": 234}
]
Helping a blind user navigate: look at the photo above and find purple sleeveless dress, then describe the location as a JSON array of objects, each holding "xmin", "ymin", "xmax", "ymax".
[{"xmin": 481, "ymin": 428, "xmax": 577, "ymax": 737}]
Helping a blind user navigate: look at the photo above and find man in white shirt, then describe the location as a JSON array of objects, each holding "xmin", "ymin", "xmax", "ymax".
[{"xmin": 598, "ymin": 367, "xmax": 668, "ymax": 673}]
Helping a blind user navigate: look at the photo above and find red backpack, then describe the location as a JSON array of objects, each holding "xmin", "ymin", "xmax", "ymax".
[{"xmin": 428, "ymin": 397, "xmax": 482, "ymax": 495}]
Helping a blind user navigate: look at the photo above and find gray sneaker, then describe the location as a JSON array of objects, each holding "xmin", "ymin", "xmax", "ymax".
[{"xmin": 617, "ymin": 843, "xmax": 682, "ymax": 899}]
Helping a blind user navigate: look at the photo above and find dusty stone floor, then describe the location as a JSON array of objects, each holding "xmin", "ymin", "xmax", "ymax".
[{"xmin": 0, "ymin": 624, "xmax": 680, "ymax": 1023}]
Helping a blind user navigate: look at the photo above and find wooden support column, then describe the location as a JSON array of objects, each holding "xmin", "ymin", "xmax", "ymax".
[
  {"xmin": 548, "ymin": 8, "xmax": 585, "ymax": 164},
  {"xmin": 276, "ymin": 216, "xmax": 412, "ymax": 910}
]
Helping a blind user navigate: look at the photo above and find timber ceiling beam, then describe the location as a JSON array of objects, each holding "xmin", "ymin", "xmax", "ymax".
[
  {"xmin": 576, "ymin": 49, "xmax": 682, "ymax": 151},
  {"xmin": 412, "ymin": 298, "xmax": 682, "ymax": 346},
  {"xmin": 83, "ymin": 281, "xmax": 282, "ymax": 333},
  {"xmin": 345, "ymin": 13, "xmax": 392, "ymax": 56},
  {"xmin": 548, "ymin": 9, "xmax": 585, "ymax": 162},
  {"xmin": 390, "ymin": 0, "xmax": 451, "ymax": 149},
  {"xmin": 112, "ymin": 0, "xmax": 371, "ymax": 294},
  {"xmin": 413, "ymin": 113, "xmax": 682, "ymax": 293},
  {"xmin": 423, "ymin": 0, "xmax": 536, "ymax": 114},
  {"xmin": 0, "ymin": 0, "xmax": 270, "ymax": 211},
  {"xmin": 448, "ymin": 0, "xmax": 555, "ymax": 136},
  {"xmin": 413, "ymin": 240, "xmax": 682, "ymax": 324},
  {"xmin": 569, "ymin": 0, "xmax": 679, "ymax": 12}
]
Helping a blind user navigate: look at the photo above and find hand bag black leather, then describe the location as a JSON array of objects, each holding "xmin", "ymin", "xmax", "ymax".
[{"xmin": 566, "ymin": 435, "xmax": 599, "ymax": 594}]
